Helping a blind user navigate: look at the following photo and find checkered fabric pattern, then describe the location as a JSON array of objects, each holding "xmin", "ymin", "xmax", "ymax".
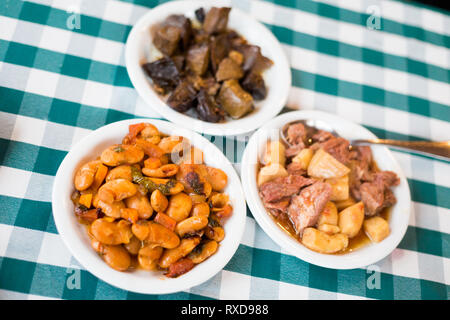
[{"xmin": 0, "ymin": 0, "xmax": 449, "ymax": 300}]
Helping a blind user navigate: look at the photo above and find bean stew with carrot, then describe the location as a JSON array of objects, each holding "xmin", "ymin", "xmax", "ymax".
[{"xmin": 71, "ymin": 122, "xmax": 232, "ymax": 277}]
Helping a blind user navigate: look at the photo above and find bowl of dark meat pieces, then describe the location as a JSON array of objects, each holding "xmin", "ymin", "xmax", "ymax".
[{"xmin": 126, "ymin": 1, "xmax": 291, "ymax": 136}]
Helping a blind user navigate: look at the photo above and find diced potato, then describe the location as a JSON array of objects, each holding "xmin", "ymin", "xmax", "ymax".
[
  {"xmin": 326, "ymin": 175, "xmax": 349, "ymax": 201},
  {"xmin": 318, "ymin": 224, "xmax": 340, "ymax": 235},
  {"xmin": 363, "ymin": 216, "xmax": 390, "ymax": 243},
  {"xmin": 263, "ymin": 140, "xmax": 286, "ymax": 167},
  {"xmin": 307, "ymin": 148, "xmax": 350, "ymax": 179},
  {"xmin": 257, "ymin": 163, "xmax": 288, "ymax": 186},
  {"xmin": 335, "ymin": 197, "xmax": 356, "ymax": 211},
  {"xmin": 292, "ymin": 148, "xmax": 314, "ymax": 170},
  {"xmin": 338, "ymin": 201, "xmax": 365, "ymax": 238},
  {"xmin": 302, "ymin": 228, "xmax": 348, "ymax": 254},
  {"xmin": 317, "ymin": 201, "xmax": 338, "ymax": 226}
]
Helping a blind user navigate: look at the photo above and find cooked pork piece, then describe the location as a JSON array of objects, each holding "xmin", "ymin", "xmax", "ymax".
[
  {"xmin": 311, "ymin": 136, "xmax": 350, "ymax": 165},
  {"xmin": 286, "ymin": 122, "xmax": 307, "ymax": 146},
  {"xmin": 237, "ymin": 44, "xmax": 273, "ymax": 73},
  {"xmin": 264, "ymin": 198, "xmax": 290, "ymax": 214},
  {"xmin": 287, "ymin": 182, "xmax": 332, "ymax": 235},
  {"xmin": 285, "ymin": 144, "xmax": 305, "ymax": 158},
  {"xmin": 312, "ymin": 130, "xmax": 334, "ymax": 142},
  {"xmin": 360, "ymin": 171, "xmax": 400, "ymax": 216},
  {"xmin": 259, "ymin": 174, "xmax": 316, "ymax": 203},
  {"xmin": 286, "ymin": 162, "xmax": 307, "ymax": 176}
]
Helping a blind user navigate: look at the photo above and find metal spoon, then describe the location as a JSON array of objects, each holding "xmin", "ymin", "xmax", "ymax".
[{"xmin": 281, "ymin": 119, "xmax": 450, "ymax": 161}]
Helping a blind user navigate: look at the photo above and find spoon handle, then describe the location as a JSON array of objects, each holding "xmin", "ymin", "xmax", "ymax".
[{"xmin": 351, "ymin": 139, "xmax": 450, "ymax": 161}]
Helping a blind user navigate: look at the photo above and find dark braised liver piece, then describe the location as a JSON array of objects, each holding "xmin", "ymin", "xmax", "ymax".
[
  {"xmin": 196, "ymin": 89, "xmax": 224, "ymax": 123},
  {"xmin": 167, "ymin": 80, "xmax": 197, "ymax": 112},
  {"xmin": 142, "ymin": 57, "xmax": 180, "ymax": 93},
  {"xmin": 242, "ymin": 72, "xmax": 266, "ymax": 100}
]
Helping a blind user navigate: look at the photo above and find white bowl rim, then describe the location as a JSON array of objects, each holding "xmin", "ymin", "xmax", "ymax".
[
  {"xmin": 241, "ymin": 110, "xmax": 412, "ymax": 270},
  {"xmin": 52, "ymin": 118, "xmax": 246, "ymax": 294},
  {"xmin": 125, "ymin": 0, "xmax": 291, "ymax": 137}
]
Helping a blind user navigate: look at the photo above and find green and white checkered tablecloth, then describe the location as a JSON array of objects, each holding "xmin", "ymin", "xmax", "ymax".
[{"xmin": 0, "ymin": 0, "xmax": 449, "ymax": 300}]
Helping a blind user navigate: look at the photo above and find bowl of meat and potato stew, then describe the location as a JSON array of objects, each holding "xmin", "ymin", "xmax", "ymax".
[
  {"xmin": 125, "ymin": 0, "xmax": 290, "ymax": 136},
  {"xmin": 241, "ymin": 110, "xmax": 411, "ymax": 270},
  {"xmin": 52, "ymin": 119, "xmax": 246, "ymax": 294}
]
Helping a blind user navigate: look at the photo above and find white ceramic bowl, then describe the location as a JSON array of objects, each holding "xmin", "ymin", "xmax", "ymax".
[
  {"xmin": 125, "ymin": 0, "xmax": 291, "ymax": 136},
  {"xmin": 52, "ymin": 119, "xmax": 246, "ymax": 294},
  {"xmin": 241, "ymin": 110, "xmax": 412, "ymax": 270}
]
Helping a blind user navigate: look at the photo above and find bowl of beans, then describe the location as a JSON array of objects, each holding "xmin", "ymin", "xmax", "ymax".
[{"xmin": 52, "ymin": 119, "xmax": 246, "ymax": 294}]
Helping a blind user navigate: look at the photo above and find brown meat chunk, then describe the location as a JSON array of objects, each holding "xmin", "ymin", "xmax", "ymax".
[
  {"xmin": 210, "ymin": 33, "xmax": 230, "ymax": 73},
  {"xmin": 287, "ymin": 182, "xmax": 332, "ymax": 235},
  {"xmin": 286, "ymin": 123, "xmax": 307, "ymax": 146},
  {"xmin": 215, "ymin": 57, "xmax": 243, "ymax": 82},
  {"xmin": 199, "ymin": 77, "xmax": 221, "ymax": 96},
  {"xmin": 350, "ymin": 146, "xmax": 374, "ymax": 181},
  {"xmin": 203, "ymin": 7, "xmax": 231, "ymax": 34},
  {"xmin": 162, "ymin": 14, "xmax": 192, "ymax": 50},
  {"xmin": 259, "ymin": 174, "xmax": 315, "ymax": 203},
  {"xmin": 217, "ymin": 79, "xmax": 253, "ymax": 119},
  {"xmin": 312, "ymin": 130, "xmax": 334, "ymax": 142},
  {"xmin": 375, "ymin": 171, "xmax": 400, "ymax": 187},
  {"xmin": 312, "ymin": 136, "xmax": 350, "ymax": 165},
  {"xmin": 286, "ymin": 162, "xmax": 307, "ymax": 176},
  {"xmin": 242, "ymin": 72, "xmax": 267, "ymax": 100},
  {"xmin": 142, "ymin": 57, "xmax": 180, "ymax": 93},
  {"xmin": 186, "ymin": 43, "xmax": 210, "ymax": 76},
  {"xmin": 153, "ymin": 25, "xmax": 181, "ymax": 56},
  {"xmin": 196, "ymin": 89, "xmax": 224, "ymax": 123},
  {"xmin": 264, "ymin": 198, "xmax": 290, "ymax": 214},
  {"xmin": 360, "ymin": 181, "xmax": 384, "ymax": 216},
  {"xmin": 236, "ymin": 44, "xmax": 273, "ymax": 73},
  {"xmin": 360, "ymin": 171, "xmax": 399, "ymax": 216},
  {"xmin": 167, "ymin": 80, "xmax": 197, "ymax": 112}
]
